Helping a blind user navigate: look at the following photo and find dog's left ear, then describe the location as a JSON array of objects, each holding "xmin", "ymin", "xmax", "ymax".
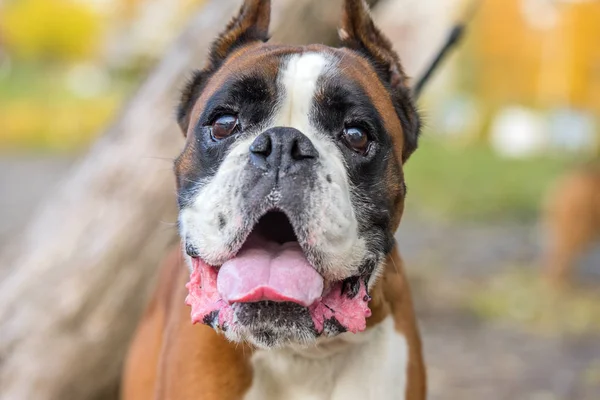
[
  {"xmin": 208, "ymin": 0, "xmax": 271, "ymax": 65},
  {"xmin": 178, "ymin": 0, "xmax": 271, "ymax": 133},
  {"xmin": 340, "ymin": 0, "xmax": 420, "ymax": 162}
]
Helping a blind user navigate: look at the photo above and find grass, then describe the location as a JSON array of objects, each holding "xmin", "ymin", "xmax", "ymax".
[
  {"xmin": 404, "ymin": 136, "xmax": 577, "ymax": 222},
  {"xmin": 466, "ymin": 269, "xmax": 600, "ymax": 335},
  {"xmin": 407, "ymin": 262, "xmax": 600, "ymax": 336}
]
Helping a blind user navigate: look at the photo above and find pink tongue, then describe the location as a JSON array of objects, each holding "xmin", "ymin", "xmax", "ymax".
[{"xmin": 217, "ymin": 236, "xmax": 323, "ymax": 307}]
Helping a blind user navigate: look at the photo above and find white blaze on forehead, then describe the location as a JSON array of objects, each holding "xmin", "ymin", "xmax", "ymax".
[{"xmin": 275, "ymin": 52, "xmax": 331, "ymax": 129}]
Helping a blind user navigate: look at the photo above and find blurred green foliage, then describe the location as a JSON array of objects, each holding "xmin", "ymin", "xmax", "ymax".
[
  {"xmin": 404, "ymin": 137, "xmax": 576, "ymax": 221},
  {"xmin": 0, "ymin": 64, "xmax": 130, "ymax": 151},
  {"xmin": 467, "ymin": 269, "xmax": 600, "ymax": 335}
]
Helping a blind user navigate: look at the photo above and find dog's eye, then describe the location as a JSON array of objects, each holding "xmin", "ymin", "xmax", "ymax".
[
  {"xmin": 211, "ymin": 114, "xmax": 239, "ymax": 140},
  {"xmin": 342, "ymin": 127, "xmax": 370, "ymax": 154}
]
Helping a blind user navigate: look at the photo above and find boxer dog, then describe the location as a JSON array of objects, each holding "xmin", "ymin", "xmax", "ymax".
[{"xmin": 123, "ymin": 0, "xmax": 426, "ymax": 398}]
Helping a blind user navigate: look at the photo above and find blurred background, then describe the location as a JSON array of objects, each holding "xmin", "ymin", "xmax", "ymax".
[{"xmin": 0, "ymin": 0, "xmax": 599, "ymax": 399}]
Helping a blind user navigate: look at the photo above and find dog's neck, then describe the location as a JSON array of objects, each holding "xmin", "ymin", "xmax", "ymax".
[{"xmin": 245, "ymin": 316, "xmax": 406, "ymax": 400}]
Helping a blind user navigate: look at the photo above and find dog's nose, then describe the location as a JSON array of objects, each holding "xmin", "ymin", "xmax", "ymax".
[{"xmin": 249, "ymin": 127, "xmax": 318, "ymax": 172}]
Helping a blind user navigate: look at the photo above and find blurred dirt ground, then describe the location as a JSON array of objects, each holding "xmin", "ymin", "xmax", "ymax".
[
  {"xmin": 397, "ymin": 217, "xmax": 600, "ymax": 400},
  {"xmin": 1, "ymin": 156, "xmax": 599, "ymax": 399}
]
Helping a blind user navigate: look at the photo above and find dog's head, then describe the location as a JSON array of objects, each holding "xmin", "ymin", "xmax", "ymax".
[{"xmin": 176, "ymin": 0, "xmax": 420, "ymax": 349}]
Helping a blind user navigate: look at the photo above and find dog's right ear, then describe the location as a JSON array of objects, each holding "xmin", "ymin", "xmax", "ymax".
[
  {"xmin": 208, "ymin": 0, "xmax": 271, "ymax": 64},
  {"xmin": 177, "ymin": 0, "xmax": 271, "ymax": 133}
]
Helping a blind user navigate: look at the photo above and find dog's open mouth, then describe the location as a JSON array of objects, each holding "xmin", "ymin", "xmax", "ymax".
[{"xmin": 185, "ymin": 211, "xmax": 372, "ymax": 338}]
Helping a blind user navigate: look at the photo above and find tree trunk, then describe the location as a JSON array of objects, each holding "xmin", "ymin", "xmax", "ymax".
[
  {"xmin": 0, "ymin": 1, "xmax": 383, "ymax": 399},
  {"xmin": 273, "ymin": 0, "xmax": 381, "ymax": 45}
]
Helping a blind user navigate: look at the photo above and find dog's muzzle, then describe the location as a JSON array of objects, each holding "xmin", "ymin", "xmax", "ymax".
[{"xmin": 182, "ymin": 126, "xmax": 372, "ymax": 348}]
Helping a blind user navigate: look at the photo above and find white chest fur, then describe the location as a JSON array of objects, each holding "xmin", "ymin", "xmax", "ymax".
[{"xmin": 243, "ymin": 317, "xmax": 408, "ymax": 400}]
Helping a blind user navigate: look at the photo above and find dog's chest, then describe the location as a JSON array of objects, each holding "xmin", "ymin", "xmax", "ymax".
[{"xmin": 243, "ymin": 317, "xmax": 408, "ymax": 400}]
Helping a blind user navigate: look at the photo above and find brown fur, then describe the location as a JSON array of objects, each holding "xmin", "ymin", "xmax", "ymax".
[
  {"xmin": 340, "ymin": 0, "xmax": 408, "ymax": 89},
  {"xmin": 542, "ymin": 164, "xmax": 600, "ymax": 288},
  {"xmin": 210, "ymin": 0, "xmax": 270, "ymax": 61},
  {"xmin": 121, "ymin": 247, "xmax": 254, "ymax": 400}
]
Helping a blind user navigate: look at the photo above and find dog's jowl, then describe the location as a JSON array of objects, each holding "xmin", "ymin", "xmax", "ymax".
[{"xmin": 123, "ymin": 1, "xmax": 425, "ymax": 399}]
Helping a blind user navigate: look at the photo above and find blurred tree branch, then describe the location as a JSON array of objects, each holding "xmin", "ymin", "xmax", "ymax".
[{"xmin": 0, "ymin": 0, "xmax": 383, "ymax": 399}]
